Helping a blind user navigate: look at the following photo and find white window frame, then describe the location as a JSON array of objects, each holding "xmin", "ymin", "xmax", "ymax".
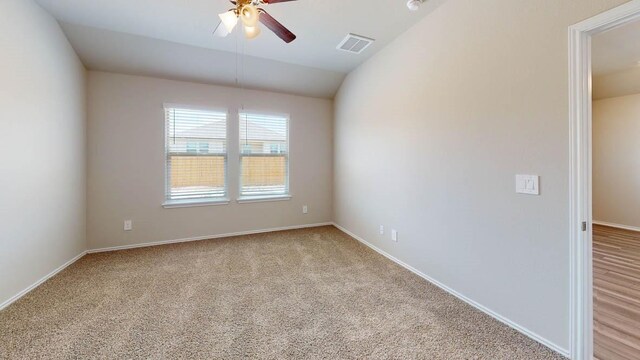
[
  {"xmin": 237, "ymin": 111, "xmax": 291, "ymax": 203},
  {"xmin": 162, "ymin": 104, "xmax": 230, "ymax": 208}
]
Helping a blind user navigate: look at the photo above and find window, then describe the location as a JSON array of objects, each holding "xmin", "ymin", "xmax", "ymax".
[
  {"xmin": 186, "ymin": 142, "xmax": 210, "ymax": 154},
  {"xmin": 269, "ymin": 144, "xmax": 285, "ymax": 154},
  {"xmin": 239, "ymin": 112, "xmax": 289, "ymax": 198},
  {"xmin": 165, "ymin": 106, "xmax": 227, "ymax": 204}
]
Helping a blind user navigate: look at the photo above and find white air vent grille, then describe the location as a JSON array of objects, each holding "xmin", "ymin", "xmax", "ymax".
[{"xmin": 337, "ymin": 34, "xmax": 375, "ymax": 54}]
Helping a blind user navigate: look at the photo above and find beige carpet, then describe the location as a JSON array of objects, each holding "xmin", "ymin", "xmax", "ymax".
[{"xmin": 0, "ymin": 226, "xmax": 564, "ymax": 359}]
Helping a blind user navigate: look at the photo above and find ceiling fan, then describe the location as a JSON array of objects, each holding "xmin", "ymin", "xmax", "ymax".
[{"xmin": 215, "ymin": 0, "xmax": 297, "ymax": 43}]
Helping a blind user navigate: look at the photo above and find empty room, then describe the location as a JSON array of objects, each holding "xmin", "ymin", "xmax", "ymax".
[
  {"xmin": 591, "ymin": 20, "xmax": 640, "ymax": 359},
  {"xmin": 1, "ymin": 0, "xmax": 640, "ymax": 359}
]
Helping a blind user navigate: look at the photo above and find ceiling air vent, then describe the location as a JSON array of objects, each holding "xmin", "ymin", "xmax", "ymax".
[{"xmin": 337, "ymin": 34, "xmax": 375, "ymax": 54}]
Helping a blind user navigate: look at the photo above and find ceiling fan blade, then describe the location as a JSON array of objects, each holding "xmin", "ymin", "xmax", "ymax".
[
  {"xmin": 262, "ymin": 0, "xmax": 298, "ymax": 4},
  {"xmin": 259, "ymin": 10, "xmax": 296, "ymax": 43}
]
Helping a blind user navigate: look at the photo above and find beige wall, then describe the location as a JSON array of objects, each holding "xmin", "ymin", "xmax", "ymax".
[
  {"xmin": 87, "ymin": 72, "xmax": 332, "ymax": 250},
  {"xmin": 594, "ymin": 67, "xmax": 640, "ymax": 100},
  {"xmin": 333, "ymin": 0, "xmax": 629, "ymax": 353},
  {"xmin": 593, "ymin": 94, "xmax": 640, "ymax": 229},
  {"xmin": 0, "ymin": 0, "xmax": 86, "ymax": 307}
]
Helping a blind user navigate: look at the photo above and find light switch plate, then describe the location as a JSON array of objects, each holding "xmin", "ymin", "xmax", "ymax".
[
  {"xmin": 516, "ymin": 175, "xmax": 540, "ymax": 195},
  {"xmin": 391, "ymin": 229, "xmax": 398, "ymax": 242}
]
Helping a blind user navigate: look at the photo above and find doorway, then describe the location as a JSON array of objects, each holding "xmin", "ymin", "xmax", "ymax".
[
  {"xmin": 591, "ymin": 21, "xmax": 640, "ymax": 359},
  {"xmin": 570, "ymin": 1, "xmax": 640, "ymax": 359}
]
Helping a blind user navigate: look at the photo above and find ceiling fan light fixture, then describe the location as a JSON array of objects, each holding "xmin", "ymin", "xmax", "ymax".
[
  {"xmin": 244, "ymin": 24, "xmax": 261, "ymax": 40},
  {"xmin": 219, "ymin": 10, "xmax": 239, "ymax": 32},
  {"xmin": 213, "ymin": 23, "xmax": 230, "ymax": 37},
  {"xmin": 406, "ymin": 0, "xmax": 422, "ymax": 11},
  {"xmin": 240, "ymin": 4, "xmax": 260, "ymax": 27},
  {"xmin": 213, "ymin": 0, "xmax": 297, "ymax": 43}
]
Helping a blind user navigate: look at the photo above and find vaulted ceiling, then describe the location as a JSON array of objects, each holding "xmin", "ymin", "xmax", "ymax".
[{"xmin": 36, "ymin": 0, "xmax": 442, "ymax": 98}]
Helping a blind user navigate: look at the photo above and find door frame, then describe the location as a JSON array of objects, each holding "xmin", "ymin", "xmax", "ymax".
[{"xmin": 569, "ymin": 1, "xmax": 640, "ymax": 359}]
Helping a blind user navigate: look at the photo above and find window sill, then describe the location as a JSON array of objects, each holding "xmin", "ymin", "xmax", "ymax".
[
  {"xmin": 162, "ymin": 198, "xmax": 230, "ymax": 209},
  {"xmin": 236, "ymin": 195, "xmax": 292, "ymax": 204}
]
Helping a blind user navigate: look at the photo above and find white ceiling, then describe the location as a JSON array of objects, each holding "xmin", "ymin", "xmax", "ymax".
[
  {"xmin": 60, "ymin": 23, "xmax": 346, "ymax": 98},
  {"xmin": 35, "ymin": 0, "xmax": 442, "ymax": 98},
  {"xmin": 593, "ymin": 19, "xmax": 640, "ymax": 76},
  {"xmin": 593, "ymin": 19, "xmax": 640, "ymax": 100}
]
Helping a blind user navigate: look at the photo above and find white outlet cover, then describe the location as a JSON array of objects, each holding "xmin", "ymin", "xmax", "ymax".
[
  {"xmin": 516, "ymin": 175, "xmax": 540, "ymax": 195},
  {"xmin": 391, "ymin": 229, "xmax": 398, "ymax": 242},
  {"xmin": 379, "ymin": 225, "xmax": 384, "ymax": 235},
  {"xmin": 124, "ymin": 220, "xmax": 133, "ymax": 231},
  {"xmin": 303, "ymin": 205, "xmax": 308, "ymax": 214}
]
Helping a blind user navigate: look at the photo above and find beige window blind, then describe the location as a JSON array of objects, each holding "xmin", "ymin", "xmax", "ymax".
[
  {"xmin": 165, "ymin": 107, "xmax": 227, "ymax": 201},
  {"xmin": 239, "ymin": 112, "xmax": 289, "ymax": 197}
]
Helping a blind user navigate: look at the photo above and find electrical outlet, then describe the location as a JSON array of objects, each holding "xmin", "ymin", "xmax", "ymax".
[
  {"xmin": 391, "ymin": 229, "xmax": 398, "ymax": 242},
  {"xmin": 379, "ymin": 225, "xmax": 384, "ymax": 235},
  {"xmin": 124, "ymin": 220, "xmax": 133, "ymax": 231},
  {"xmin": 303, "ymin": 205, "xmax": 308, "ymax": 214}
]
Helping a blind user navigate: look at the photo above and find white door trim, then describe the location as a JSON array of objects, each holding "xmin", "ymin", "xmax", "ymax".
[{"xmin": 569, "ymin": 2, "xmax": 640, "ymax": 359}]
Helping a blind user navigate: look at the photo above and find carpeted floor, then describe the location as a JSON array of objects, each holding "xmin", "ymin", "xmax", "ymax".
[{"xmin": 0, "ymin": 226, "xmax": 564, "ymax": 359}]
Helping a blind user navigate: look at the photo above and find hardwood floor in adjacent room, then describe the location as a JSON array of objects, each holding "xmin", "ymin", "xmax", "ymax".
[{"xmin": 593, "ymin": 224, "xmax": 640, "ymax": 360}]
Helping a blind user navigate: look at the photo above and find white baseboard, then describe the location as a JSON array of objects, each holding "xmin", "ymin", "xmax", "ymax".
[
  {"xmin": 1, "ymin": 221, "xmax": 568, "ymax": 358},
  {"xmin": 88, "ymin": 222, "xmax": 334, "ymax": 254},
  {"xmin": 593, "ymin": 220, "xmax": 640, "ymax": 233},
  {"xmin": 331, "ymin": 222, "xmax": 570, "ymax": 358},
  {"xmin": 0, "ymin": 251, "xmax": 87, "ymax": 311},
  {"xmin": 1, "ymin": 222, "xmax": 333, "ymax": 311}
]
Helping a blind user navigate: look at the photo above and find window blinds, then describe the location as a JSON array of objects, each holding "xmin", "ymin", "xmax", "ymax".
[
  {"xmin": 239, "ymin": 112, "xmax": 289, "ymax": 197},
  {"xmin": 165, "ymin": 107, "xmax": 227, "ymax": 201}
]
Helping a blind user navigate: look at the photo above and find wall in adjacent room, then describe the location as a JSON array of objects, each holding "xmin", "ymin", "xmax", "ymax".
[
  {"xmin": 87, "ymin": 72, "xmax": 332, "ymax": 250},
  {"xmin": 0, "ymin": 0, "xmax": 87, "ymax": 307},
  {"xmin": 593, "ymin": 93, "xmax": 640, "ymax": 230},
  {"xmin": 594, "ymin": 67, "xmax": 640, "ymax": 100},
  {"xmin": 333, "ymin": 0, "xmax": 628, "ymax": 353}
]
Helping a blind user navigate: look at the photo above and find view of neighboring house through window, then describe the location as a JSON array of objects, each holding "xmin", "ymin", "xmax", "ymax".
[
  {"xmin": 186, "ymin": 142, "xmax": 210, "ymax": 154},
  {"xmin": 165, "ymin": 106, "xmax": 227, "ymax": 202},
  {"xmin": 239, "ymin": 112, "xmax": 289, "ymax": 198}
]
